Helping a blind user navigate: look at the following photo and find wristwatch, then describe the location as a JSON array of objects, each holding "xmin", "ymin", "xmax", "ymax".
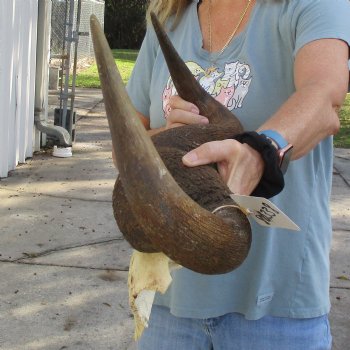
[{"xmin": 258, "ymin": 130, "xmax": 293, "ymax": 174}]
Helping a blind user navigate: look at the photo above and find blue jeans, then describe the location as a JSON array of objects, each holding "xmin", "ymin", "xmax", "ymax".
[{"xmin": 137, "ymin": 305, "xmax": 332, "ymax": 350}]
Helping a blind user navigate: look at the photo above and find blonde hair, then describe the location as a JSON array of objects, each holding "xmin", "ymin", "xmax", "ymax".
[
  {"xmin": 146, "ymin": 0, "xmax": 192, "ymax": 29},
  {"xmin": 146, "ymin": 0, "xmax": 284, "ymax": 28}
]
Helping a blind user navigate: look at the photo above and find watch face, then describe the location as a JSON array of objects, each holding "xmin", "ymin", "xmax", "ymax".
[{"xmin": 278, "ymin": 145, "xmax": 293, "ymax": 174}]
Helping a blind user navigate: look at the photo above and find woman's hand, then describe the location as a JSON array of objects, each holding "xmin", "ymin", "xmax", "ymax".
[
  {"xmin": 168, "ymin": 96, "xmax": 264, "ymax": 194},
  {"xmin": 166, "ymin": 95, "xmax": 209, "ymax": 129},
  {"xmin": 182, "ymin": 139, "xmax": 265, "ymax": 195}
]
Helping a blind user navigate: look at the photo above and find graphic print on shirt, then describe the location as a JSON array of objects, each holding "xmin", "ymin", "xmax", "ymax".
[{"xmin": 162, "ymin": 60, "xmax": 252, "ymax": 118}]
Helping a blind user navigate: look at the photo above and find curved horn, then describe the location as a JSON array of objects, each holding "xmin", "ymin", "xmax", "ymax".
[
  {"xmin": 90, "ymin": 15, "xmax": 250, "ymax": 274},
  {"xmin": 150, "ymin": 12, "xmax": 243, "ymax": 131}
]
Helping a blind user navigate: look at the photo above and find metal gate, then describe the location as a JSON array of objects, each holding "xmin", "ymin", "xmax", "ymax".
[{"xmin": 49, "ymin": 0, "xmax": 105, "ymax": 143}]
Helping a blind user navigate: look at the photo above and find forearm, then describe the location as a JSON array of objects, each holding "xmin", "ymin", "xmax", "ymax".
[
  {"xmin": 257, "ymin": 82, "xmax": 343, "ymax": 160},
  {"xmin": 257, "ymin": 39, "xmax": 349, "ymax": 160}
]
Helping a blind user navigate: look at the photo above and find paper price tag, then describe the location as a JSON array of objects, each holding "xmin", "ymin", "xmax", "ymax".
[{"xmin": 230, "ymin": 194, "xmax": 300, "ymax": 231}]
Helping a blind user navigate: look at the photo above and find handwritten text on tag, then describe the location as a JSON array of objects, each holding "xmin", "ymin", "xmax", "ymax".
[{"xmin": 230, "ymin": 194, "xmax": 300, "ymax": 231}]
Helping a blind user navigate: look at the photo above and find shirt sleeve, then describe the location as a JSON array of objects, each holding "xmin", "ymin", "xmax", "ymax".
[
  {"xmin": 126, "ymin": 25, "xmax": 159, "ymax": 118},
  {"xmin": 292, "ymin": 0, "xmax": 350, "ymax": 56}
]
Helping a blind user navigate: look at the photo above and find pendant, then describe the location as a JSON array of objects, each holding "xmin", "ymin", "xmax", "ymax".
[
  {"xmin": 208, "ymin": 53, "xmax": 219, "ymax": 72},
  {"xmin": 207, "ymin": 65, "xmax": 217, "ymax": 74}
]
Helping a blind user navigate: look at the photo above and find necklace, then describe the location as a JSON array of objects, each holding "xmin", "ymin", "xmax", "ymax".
[{"xmin": 207, "ymin": 0, "xmax": 252, "ymax": 69}]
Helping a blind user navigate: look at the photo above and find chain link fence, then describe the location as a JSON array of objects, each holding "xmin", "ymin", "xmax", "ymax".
[
  {"xmin": 50, "ymin": 0, "xmax": 105, "ymax": 68},
  {"xmin": 78, "ymin": 0, "xmax": 105, "ymax": 62}
]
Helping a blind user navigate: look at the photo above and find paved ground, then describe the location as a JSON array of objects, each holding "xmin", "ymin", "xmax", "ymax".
[{"xmin": 0, "ymin": 88, "xmax": 349, "ymax": 349}]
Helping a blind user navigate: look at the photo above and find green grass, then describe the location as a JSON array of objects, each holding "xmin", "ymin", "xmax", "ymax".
[
  {"xmin": 335, "ymin": 93, "xmax": 350, "ymax": 148},
  {"xmin": 74, "ymin": 51, "xmax": 350, "ymax": 148},
  {"xmin": 73, "ymin": 49, "xmax": 139, "ymax": 88}
]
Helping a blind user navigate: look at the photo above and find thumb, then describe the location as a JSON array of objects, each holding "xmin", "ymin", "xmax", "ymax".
[{"xmin": 182, "ymin": 140, "xmax": 234, "ymax": 167}]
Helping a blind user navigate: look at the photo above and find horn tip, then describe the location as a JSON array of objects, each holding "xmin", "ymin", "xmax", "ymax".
[{"xmin": 150, "ymin": 11, "xmax": 159, "ymax": 27}]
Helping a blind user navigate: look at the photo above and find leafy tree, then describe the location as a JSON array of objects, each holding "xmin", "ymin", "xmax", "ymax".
[{"xmin": 104, "ymin": 0, "xmax": 148, "ymax": 49}]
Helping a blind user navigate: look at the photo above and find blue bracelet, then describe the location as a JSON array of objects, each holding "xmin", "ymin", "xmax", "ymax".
[{"xmin": 258, "ymin": 130, "xmax": 288, "ymax": 149}]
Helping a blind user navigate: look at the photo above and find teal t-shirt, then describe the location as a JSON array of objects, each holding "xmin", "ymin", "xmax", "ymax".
[{"xmin": 126, "ymin": 0, "xmax": 350, "ymax": 320}]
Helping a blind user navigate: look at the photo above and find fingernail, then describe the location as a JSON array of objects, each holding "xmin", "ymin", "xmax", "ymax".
[
  {"xmin": 183, "ymin": 152, "xmax": 198, "ymax": 164},
  {"xmin": 199, "ymin": 117, "xmax": 209, "ymax": 124},
  {"xmin": 191, "ymin": 105, "xmax": 200, "ymax": 114}
]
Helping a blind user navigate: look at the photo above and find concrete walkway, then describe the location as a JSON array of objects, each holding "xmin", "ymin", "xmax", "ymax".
[{"xmin": 0, "ymin": 88, "xmax": 349, "ymax": 349}]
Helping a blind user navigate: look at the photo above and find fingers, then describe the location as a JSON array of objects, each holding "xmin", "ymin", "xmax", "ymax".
[
  {"xmin": 169, "ymin": 95, "xmax": 200, "ymax": 114},
  {"xmin": 166, "ymin": 95, "xmax": 208, "ymax": 128},
  {"xmin": 182, "ymin": 140, "xmax": 265, "ymax": 195}
]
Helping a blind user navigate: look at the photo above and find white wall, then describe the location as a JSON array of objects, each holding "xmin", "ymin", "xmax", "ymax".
[{"xmin": 0, "ymin": 0, "xmax": 38, "ymax": 178}]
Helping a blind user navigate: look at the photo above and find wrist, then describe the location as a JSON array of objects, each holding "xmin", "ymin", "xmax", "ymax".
[
  {"xmin": 258, "ymin": 130, "xmax": 293, "ymax": 175},
  {"xmin": 258, "ymin": 130, "xmax": 288, "ymax": 148},
  {"xmin": 233, "ymin": 131, "xmax": 285, "ymax": 198}
]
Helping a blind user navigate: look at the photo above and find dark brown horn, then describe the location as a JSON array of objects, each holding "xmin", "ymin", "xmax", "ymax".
[
  {"xmin": 150, "ymin": 12, "xmax": 243, "ymax": 131},
  {"xmin": 90, "ymin": 15, "xmax": 251, "ymax": 274}
]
